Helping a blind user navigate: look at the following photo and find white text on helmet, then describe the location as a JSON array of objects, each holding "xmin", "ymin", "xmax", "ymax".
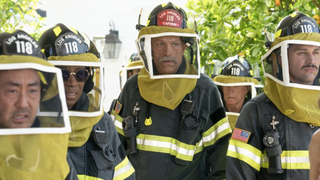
[
  {"xmin": 226, "ymin": 63, "xmax": 244, "ymax": 71},
  {"xmin": 6, "ymin": 34, "xmax": 39, "ymax": 49},
  {"xmin": 56, "ymin": 34, "xmax": 82, "ymax": 47},
  {"xmin": 159, "ymin": 10, "xmax": 181, "ymax": 21}
]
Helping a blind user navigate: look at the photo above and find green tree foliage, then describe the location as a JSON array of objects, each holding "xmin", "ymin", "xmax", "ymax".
[
  {"xmin": 0, "ymin": 0, "xmax": 45, "ymax": 39},
  {"xmin": 186, "ymin": 0, "xmax": 320, "ymax": 77}
]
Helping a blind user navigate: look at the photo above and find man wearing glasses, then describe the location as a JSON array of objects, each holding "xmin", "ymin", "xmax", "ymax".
[
  {"xmin": 58, "ymin": 66, "xmax": 91, "ymax": 110},
  {"xmin": 39, "ymin": 23, "xmax": 135, "ymax": 180}
]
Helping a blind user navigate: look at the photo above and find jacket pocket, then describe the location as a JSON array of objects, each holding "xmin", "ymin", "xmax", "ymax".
[
  {"xmin": 175, "ymin": 114, "xmax": 202, "ymax": 165},
  {"xmin": 89, "ymin": 150, "xmax": 116, "ymax": 179}
]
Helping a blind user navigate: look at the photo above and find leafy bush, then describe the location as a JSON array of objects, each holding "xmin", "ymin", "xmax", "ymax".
[
  {"xmin": 186, "ymin": 0, "xmax": 320, "ymax": 79},
  {"xmin": 0, "ymin": 0, "xmax": 46, "ymax": 39}
]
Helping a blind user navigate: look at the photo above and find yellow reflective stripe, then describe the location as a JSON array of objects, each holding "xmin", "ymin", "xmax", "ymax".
[
  {"xmin": 195, "ymin": 140, "xmax": 204, "ymax": 154},
  {"xmin": 261, "ymin": 150, "xmax": 310, "ymax": 169},
  {"xmin": 113, "ymin": 157, "xmax": 135, "ymax": 180},
  {"xmin": 110, "ymin": 110, "xmax": 117, "ymax": 123},
  {"xmin": 136, "ymin": 134, "xmax": 200, "ymax": 161},
  {"xmin": 202, "ymin": 117, "xmax": 231, "ymax": 147},
  {"xmin": 111, "ymin": 110, "xmax": 124, "ymax": 136},
  {"xmin": 78, "ymin": 174, "xmax": 104, "ymax": 180},
  {"xmin": 227, "ymin": 139, "xmax": 262, "ymax": 171}
]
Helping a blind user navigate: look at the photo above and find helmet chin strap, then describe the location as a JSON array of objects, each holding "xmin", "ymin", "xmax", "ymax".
[
  {"xmin": 136, "ymin": 8, "xmax": 145, "ymax": 31},
  {"xmin": 181, "ymin": 37, "xmax": 195, "ymax": 64}
]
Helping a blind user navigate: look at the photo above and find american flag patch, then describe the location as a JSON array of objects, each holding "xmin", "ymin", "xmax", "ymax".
[
  {"xmin": 115, "ymin": 101, "xmax": 122, "ymax": 114},
  {"xmin": 232, "ymin": 128, "xmax": 251, "ymax": 143}
]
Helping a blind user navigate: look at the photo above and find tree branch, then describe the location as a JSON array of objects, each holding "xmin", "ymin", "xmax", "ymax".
[
  {"xmin": 12, "ymin": 0, "xmax": 33, "ymax": 29},
  {"xmin": 1, "ymin": 1, "xmax": 9, "ymax": 23},
  {"xmin": 312, "ymin": 0, "xmax": 320, "ymax": 11}
]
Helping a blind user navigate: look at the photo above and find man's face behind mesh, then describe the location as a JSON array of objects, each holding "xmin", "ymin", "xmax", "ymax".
[
  {"xmin": 151, "ymin": 36, "xmax": 186, "ymax": 75},
  {"xmin": 288, "ymin": 44, "xmax": 320, "ymax": 85},
  {"xmin": 0, "ymin": 69, "xmax": 41, "ymax": 128}
]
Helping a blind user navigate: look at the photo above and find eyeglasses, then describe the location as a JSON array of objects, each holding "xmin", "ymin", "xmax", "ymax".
[{"xmin": 62, "ymin": 69, "xmax": 90, "ymax": 82}]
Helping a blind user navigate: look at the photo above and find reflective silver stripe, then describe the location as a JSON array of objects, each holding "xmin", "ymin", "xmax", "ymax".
[
  {"xmin": 281, "ymin": 156, "xmax": 309, "ymax": 163},
  {"xmin": 262, "ymin": 151, "xmax": 309, "ymax": 164},
  {"xmin": 194, "ymin": 139, "xmax": 204, "ymax": 154},
  {"xmin": 202, "ymin": 122, "xmax": 230, "ymax": 143},
  {"xmin": 113, "ymin": 158, "xmax": 134, "ymax": 179},
  {"xmin": 110, "ymin": 114, "xmax": 116, "ymax": 123},
  {"xmin": 136, "ymin": 138, "xmax": 196, "ymax": 156},
  {"xmin": 197, "ymin": 139, "xmax": 203, "ymax": 148},
  {"xmin": 114, "ymin": 120, "xmax": 123, "ymax": 130},
  {"xmin": 228, "ymin": 144, "xmax": 261, "ymax": 165},
  {"xmin": 262, "ymin": 152, "xmax": 310, "ymax": 169}
]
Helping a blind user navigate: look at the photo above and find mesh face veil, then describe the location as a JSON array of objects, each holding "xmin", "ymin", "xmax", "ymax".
[
  {"xmin": 213, "ymin": 55, "xmax": 263, "ymax": 100},
  {"xmin": 40, "ymin": 23, "xmax": 107, "ymax": 147},
  {"xmin": 49, "ymin": 60, "xmax": 105, "ymax": 117},
  {"xmin": 135, "ymin": 2, "xmax": 200, "ymax": 79},
  {"xmin": 119, "ymin": 52, "xmax": 143, "ymax": 90},
  {"xmin": 213, "ymin": 55, "xmax": 263, "ymax": 129},
  {"xmin": 39, "ymin": 23, "xmax": 105, "ymax": 117},
  {"xmin": 263, "ymin": 11, "xmax": 320, "ymax": 88},
  {"xmin": 0, "ymin": 30, "xmax": 71, "ymax": 180},
  {"xmin": 0, "ymin": 62, "xmax": 71, "ymax": 134},
  {"xmin": 261, "ymin": 12, "xmax": 320, "ymax": 126},
  {"xmin": 262, "ymin": 39, "xmax": 320, "ymax": 88},
  {"xmin": 0, "ymin": 30, "xmax": 70, "ymax": 135}
]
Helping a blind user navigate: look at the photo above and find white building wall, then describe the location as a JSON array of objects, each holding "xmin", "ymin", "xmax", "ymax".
[{"xmin": 46, "ymin": 0, "xmax": 189, "ymax": 110}]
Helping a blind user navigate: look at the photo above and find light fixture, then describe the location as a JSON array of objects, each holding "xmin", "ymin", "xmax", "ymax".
[{"xmin": 103, "ymin": 21, "xmax": 122, "ymax": 59}]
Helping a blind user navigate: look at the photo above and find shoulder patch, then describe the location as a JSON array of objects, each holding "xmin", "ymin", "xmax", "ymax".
[
  {"xmin": 115, "ymin": 101, "xmax": 122, "ymax": 114},
  {"xmin": 232, "ymin": 128, "xmax": 251, "ymax": 143}
]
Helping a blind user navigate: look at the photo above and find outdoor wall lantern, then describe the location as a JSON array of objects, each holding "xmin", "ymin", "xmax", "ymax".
[{"xmin": 103, "ymin": 21, "xmax": 122, "ymax": 59}]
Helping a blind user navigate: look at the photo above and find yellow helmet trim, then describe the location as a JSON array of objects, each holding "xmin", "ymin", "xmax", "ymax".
[
  {"xmin": 274, "ymin": 29, "xmax": 282, "ymax": 39},
  {"xmin": 290, "ymin": 12, "xmax": 297, "ymax": 18},
  {"xmin": 53, "ymin": 26, "xmax": 62, "ymax": 37}
]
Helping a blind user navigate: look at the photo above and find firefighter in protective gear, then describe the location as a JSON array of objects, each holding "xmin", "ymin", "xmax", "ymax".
[
  {"xmin": 309, "ymin": 128, "xmax": 320, "ymax": 180},
  {"xmin": 110, "ymin": 2, "xmax": 231, "ymax": 179},
  {"xmin": 0, "ymin": 30, "xmax": 77, "ymax": 180},
  {"xmin": 226, "ymin": 11, "xmax": 320, "ymax": 179},
  {"xmin": 213, "ymin": 55, "xmax": 263, "ymax": 130},
  {"xmin": 127, "ymin": 52, "xmax": 143, "ymax": 77},
  {"xmin": 109, "ymin": 52, "xmax": 143, "ymax": 113},
  {"xmin": 39, "ymin": 23, "xmax": 135, "ymax": 180},
  {"xmin": 119, "ymin": 52, "xmax": 143, "ymax": 90},
  {"xmin": 309, "ymin": 96, "xmax": 320, "ymax": 180}
]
